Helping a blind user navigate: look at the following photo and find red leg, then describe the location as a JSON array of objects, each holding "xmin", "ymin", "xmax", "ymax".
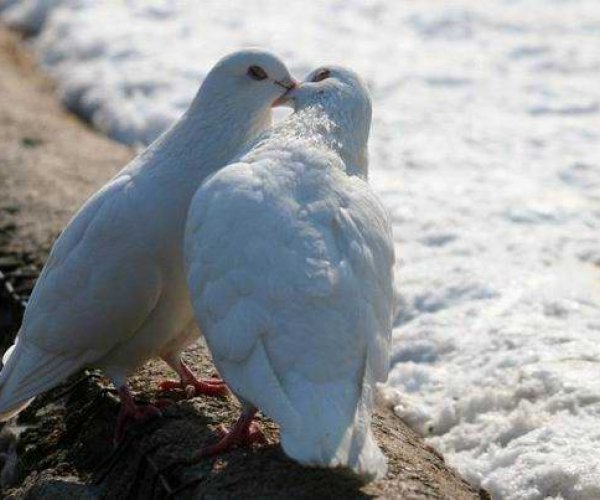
[
  {"xmin": 194, "ymin": 406, "xmax": 266, "ymax": 459},
  {"xmin": 114, "ymin": 386, "xmax": 162, "ymax": 445},
  {"xmin": 158, "ymin": 359, "xmax": 228, "ymax": 397}
]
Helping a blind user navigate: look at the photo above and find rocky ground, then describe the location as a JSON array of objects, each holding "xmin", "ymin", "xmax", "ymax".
[{"xmin": 0, "ymin": 29, "xmax": 487, "ymax": 499}]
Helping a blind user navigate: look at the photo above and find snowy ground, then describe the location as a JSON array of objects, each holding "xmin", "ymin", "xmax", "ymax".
[{"xmin": 2, "ymin": 1, "xmax": 600, "ymax": 498}]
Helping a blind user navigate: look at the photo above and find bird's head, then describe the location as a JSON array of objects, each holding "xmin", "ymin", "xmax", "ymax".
[
  {"xmin": 182, "ymin": 49, "xmax": 296, "ymax": 165},
  {"xmin": 281, "ymin": 66, "xmax": 372, "ymax": 176},
  {"xmin": 201, "ymin": 48, "xmax": 297, "ymax": 113}
]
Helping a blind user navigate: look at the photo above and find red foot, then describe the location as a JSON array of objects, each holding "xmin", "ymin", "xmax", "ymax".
[
  {"xmin": 158, "ymin": 376, "xmax": 228, "ymax": 397},
  {"xmin": 158, "ymin": 360, "xmax": 228, "ymax": 397},
  {"xmin": 195, "ymin": 407, "xmax": 266, "ymax": 458},
  {"xmin": 114, "ymin": 386, "xmax": 162, "ymax": 445}
]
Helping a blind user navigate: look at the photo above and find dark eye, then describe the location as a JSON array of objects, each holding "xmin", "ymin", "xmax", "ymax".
[
  {"xmin": 312, "ymin": 68, "xmax": 331, "ymax": 82},
  {"xmin": 247, "ymin": 65, "xmax": 268, "ymax": 81}
]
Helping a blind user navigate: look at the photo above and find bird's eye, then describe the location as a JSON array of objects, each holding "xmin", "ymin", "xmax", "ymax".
[
  {"xmin": 312, "ymin": 68, "xmax": 331, "ymax": 82},
  {"xmin": 247, "ymin": 65, "xmax": 268, "ymax": 81}
]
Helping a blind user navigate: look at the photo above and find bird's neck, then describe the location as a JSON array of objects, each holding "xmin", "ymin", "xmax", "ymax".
[
  {"xmin": 324, "ymin": 109, "xmax": 369, "ymax": 180},
  {"xmin": 139, "ymin": 88, "xmax": 271, "ymax": 183},
  {"xmin": 289, "ymin": 106, "xmax": 369, "ymax": 179}
]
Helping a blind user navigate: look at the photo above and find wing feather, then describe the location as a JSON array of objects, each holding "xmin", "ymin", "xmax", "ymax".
[{"xmin": 19, "ymin": 174, "xmax": 163, "ymax": 359}]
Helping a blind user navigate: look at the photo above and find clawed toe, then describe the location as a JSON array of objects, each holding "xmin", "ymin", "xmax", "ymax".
[
  {"xmin": 158, "ymin": 377, "xmax": 228, "ymax": 398},
  {"xmin": 158, "ymin": 359, "xmax": 229, "ymax": 398},
  {"xmin": 194, "ymin": 407, "xmax": 264, "ymax": 458},
  {"xmin": 114, "ymin": 386, "xmax": 162, "ymax": 445},
  {"xmin": 189, "ymin": 379, "xmax": 229, "ymax": 397},
  {"xmin": 158, "ymin": 380, "xmax": 181, "ymax": 392},
  {"xmin": 113, "ymin": 403, "xmax": 162, "ymax": 445},
  {"xmin": 245, "ymin": 422, "xmax": 267, "ymax": 445}
]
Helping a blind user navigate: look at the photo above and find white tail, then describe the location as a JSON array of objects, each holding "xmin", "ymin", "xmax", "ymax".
[
  {"xmin": 278, "ymin": 363, "xmax": 387, "ymax": 481},
  {"xmin": 216, "ymin": 337, "xmax": 387, "ymax": 481},
  {"xmin": 0, "ymin": 338, "xmax": 82, "ymax": 421}
]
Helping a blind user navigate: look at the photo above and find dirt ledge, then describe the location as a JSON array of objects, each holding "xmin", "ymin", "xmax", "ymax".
[{"xmin": 0, "ymin": 28, "xmax": 487, "ymax": 499}]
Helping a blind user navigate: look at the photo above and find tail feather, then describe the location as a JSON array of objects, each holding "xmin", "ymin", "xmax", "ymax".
[
  {"xmin": 275, "ymin": 349, "xmax": 387, "ymax": 482},
  {"xmin": 219, "ymin": 338, "xmax": 386, "ymax": 481},
  {"xmin": 0, "ymin": 339, "xmax": 83, "ymax": 421},
  {"xmin": 344, "ymin": 381, "xmax": 387, "ymax": 480},
  {"xmin": 2, "ymin": 342, "xmax": 17, "ymax": 366},
  {"xmin": 279, "ymin": 374, "xmax": 387, "ymax": 481}
]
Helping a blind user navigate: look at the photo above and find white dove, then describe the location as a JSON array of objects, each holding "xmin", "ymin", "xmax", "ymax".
[
  {"xmin": 184, "ymin": 66, "xmax": 395, "ymax": 480},
  {"xmin": 0, "ymin": 49, "xmax": 296, "ymax": 441}
]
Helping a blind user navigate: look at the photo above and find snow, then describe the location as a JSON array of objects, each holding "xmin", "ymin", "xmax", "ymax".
[{"xmin": 2, "ymin": 0, "xmax": 600, "ymax": 498}]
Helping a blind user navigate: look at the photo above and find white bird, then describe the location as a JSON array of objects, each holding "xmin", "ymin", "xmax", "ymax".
[
  {"xmin": 0, "ymin": 49, "xmax": 296, "ymax": 441},
  {"xmin": 184, "ymin": 66, "xmax": 395, "ymax": 480}
]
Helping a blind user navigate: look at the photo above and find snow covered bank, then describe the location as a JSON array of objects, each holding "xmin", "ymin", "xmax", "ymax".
[{"xmin": 2, "ymin": 1, "xmax": 600, "ymax": 498}]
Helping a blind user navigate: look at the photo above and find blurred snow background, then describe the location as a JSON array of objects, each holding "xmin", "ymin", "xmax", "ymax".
[{"xmin": 2, "ymin": 1, "xmax": 600, "ymax": 498}]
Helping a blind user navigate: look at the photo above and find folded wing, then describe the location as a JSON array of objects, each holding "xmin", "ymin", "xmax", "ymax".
[{"xmin": 0, "ymin": 175, "xmax": 163, "ymax": 419}]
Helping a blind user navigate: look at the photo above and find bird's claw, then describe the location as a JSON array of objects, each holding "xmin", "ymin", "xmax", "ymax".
[
  {"xmin": 113, "ymin": 403, "xmax": 162, "ymax": 446},
  {"xmin": 195, "ymin": 421, "xmax": 266, "ymax": 459},
  {"xmin": 158, "ymin": 377, "xmax": 228, "ymax": 398},
  {"xmin": 157, "ymin": 380, "xmax": 182, "ymax": 392},
  {"xmin": 214, "ymin": 422, "xmax": 266, "ymax": 445}
]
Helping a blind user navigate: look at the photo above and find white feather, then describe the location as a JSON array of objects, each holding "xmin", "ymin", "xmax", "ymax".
[
  {"xmin": 185, "ymin": 68, "xmax": 394, "ymax": 481},
  {"xmin": 0, "ymin": 49, "xmax": 294, "ymax": 420}
]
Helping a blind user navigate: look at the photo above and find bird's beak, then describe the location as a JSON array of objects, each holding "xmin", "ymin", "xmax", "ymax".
[{"xmin": 272, "ymin": 78, "xmax": 298, "ymax": 107}]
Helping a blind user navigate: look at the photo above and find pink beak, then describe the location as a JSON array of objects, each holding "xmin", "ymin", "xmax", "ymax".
[{"xmin": 272, "ymin": 79, "xmax": 298, "ymax": 107}]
